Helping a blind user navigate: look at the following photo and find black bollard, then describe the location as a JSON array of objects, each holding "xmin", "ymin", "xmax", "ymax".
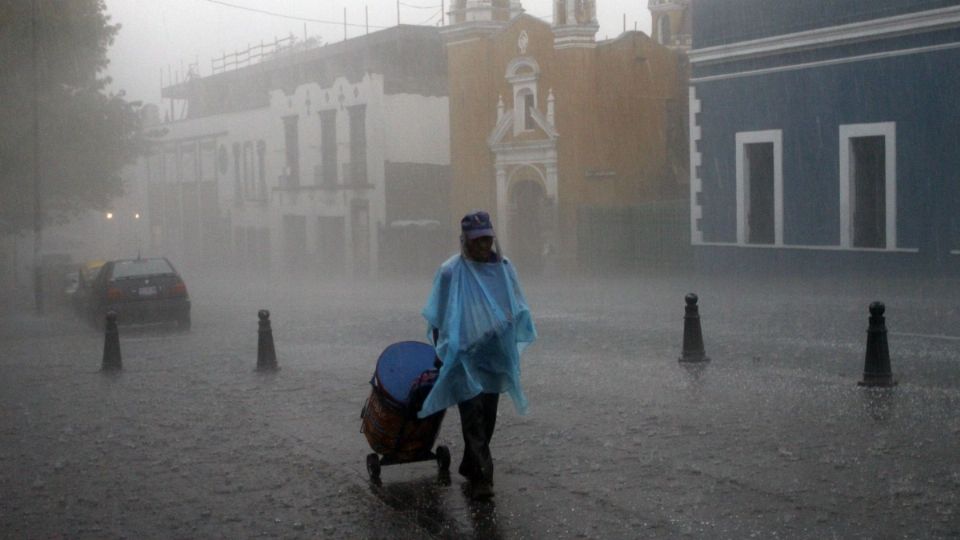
[
  {"xmin": 858, "ymin": 302, "xmax": 896, "ymax": 387},
  {"xmin": 256, "ymin": 309, "xmax": 278, "ymax": 372},
  {"xmin": 101, "ymin": 311, "xmax": 122, "ymax": 372},
  {"xmin": 678, "ymin": 293, "xmax": 710, "ymax": 363}
]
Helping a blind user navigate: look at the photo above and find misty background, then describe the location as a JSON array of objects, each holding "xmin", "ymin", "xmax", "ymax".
[{"xmin": 103, "ymin": 0, "xmax": 652, "ymax": 105}]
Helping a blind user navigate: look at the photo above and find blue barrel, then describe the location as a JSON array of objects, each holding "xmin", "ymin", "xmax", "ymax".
[
  {"xmin": 363, "ymin": 341, "xmax": 443, "ymax": 460},
  {"xmin": 373, "ymin": 341, "xmax": 437, "ymax": 405}
]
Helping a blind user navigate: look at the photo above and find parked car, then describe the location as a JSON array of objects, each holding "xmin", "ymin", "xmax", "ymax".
[
  {"xmin": 69, "ymin": 259, "xmax": 105, "ymax": 316},
  {"xmin": 87, "ymin": 257, "xmax": 191, "ymax": 331}
]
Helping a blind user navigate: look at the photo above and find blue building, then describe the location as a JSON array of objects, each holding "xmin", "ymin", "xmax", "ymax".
[{"xmin": 687, "ymin": 0, "xmax": 960, "ymax": 274}]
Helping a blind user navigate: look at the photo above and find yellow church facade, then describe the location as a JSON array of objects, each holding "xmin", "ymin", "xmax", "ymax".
[{"xmin": 442, "ymin": 0, "xmax": 689, "ymax": 273}]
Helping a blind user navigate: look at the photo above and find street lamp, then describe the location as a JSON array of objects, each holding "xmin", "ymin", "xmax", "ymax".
[
  {"xmin": 134, "ymin": 212, "xmax": 143, "ymax": 256},
  {"xmin": 101, "ymin": 211, "xmax": 143, "ymax": 258}
]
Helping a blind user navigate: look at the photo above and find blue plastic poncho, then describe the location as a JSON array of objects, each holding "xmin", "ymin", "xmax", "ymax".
[{"xmin": 417, "ymin": 254, "xmax": 537, "ymax": 419}]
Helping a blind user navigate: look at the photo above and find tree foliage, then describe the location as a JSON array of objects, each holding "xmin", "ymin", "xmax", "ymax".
[{"xmin": 0, "ymin": 0, "xmax": 141, "ymax": 235}]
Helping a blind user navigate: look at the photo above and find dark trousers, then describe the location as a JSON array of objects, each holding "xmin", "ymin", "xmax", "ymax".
[{"xmin": 457, "ymin": 392, "xmax": 499, "ymax": 484}]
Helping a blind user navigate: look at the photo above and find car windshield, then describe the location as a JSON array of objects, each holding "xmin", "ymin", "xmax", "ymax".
[{"xmin": 111, "ymin": 259, "xmax": 175, "ymax": 280}]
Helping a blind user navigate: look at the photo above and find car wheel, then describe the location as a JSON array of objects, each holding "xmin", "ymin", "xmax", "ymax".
[{"xmin": 366, "ymin": 453, "xmax": 381, "ymax": 481}]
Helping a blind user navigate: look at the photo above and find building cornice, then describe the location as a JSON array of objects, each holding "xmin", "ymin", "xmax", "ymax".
[
  {"xmin": 649, "ymin": 1, "xmax": 686, "ymax": 14},
  {"xmin": 552, "ymin": 22, "xmax": 600, "ymax": 50},
  {"xmin": 689, "ymin": 5, "xmax": 960, "ymax": 65},
  {"xmin": 440, "ymin": 20, "xmax": 508, "ymax": 44},
  {"xmin": 491, "ymin": 140, "xmax": 558, "ymax": 166}
]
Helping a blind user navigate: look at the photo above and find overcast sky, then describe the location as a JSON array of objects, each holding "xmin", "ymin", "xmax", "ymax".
[{"xmin": 102, "ymin": 0, "xmax": 653, "ymax": 105}]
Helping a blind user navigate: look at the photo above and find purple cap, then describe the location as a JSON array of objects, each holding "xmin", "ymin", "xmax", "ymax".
[{"xmin": 461, "ymin": 211, "xmax": 495, "ymax": 240}]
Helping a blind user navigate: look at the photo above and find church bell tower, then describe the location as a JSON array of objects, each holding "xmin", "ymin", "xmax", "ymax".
[
  {"xmin": 552, "ymin": 0, "xmax": 599, "ymax": 49},
  {"xmin": 448, "ymin": 0, "xmax": 524, "ymax": 25},
  {"xmin": 649, "ymin": 0, "xmax": 691, "ymax": 53}
]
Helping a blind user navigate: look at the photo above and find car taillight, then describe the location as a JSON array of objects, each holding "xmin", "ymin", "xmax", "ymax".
[
  {"xmin": 169, "ymin": 281, "xmax": 188, "ymax": 298},
  {"xmin": 106, "ymin": 287, "xmax": 124, "ymax": 301}
]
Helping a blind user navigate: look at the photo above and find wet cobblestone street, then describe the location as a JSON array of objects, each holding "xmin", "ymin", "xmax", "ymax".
[{"xmin": 1, "ymin": 272, "xmax": 959, "ymax": 538}]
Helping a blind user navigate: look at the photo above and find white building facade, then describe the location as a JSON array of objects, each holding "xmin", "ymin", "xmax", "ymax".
[{"xmin": 145, "ymin": 26, "xmax": 451, "ymax": 279}]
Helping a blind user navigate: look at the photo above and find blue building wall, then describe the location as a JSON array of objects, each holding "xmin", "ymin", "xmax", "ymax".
[
  {"xmin": 693, "ymin": 0, "xmax": 960, "ymax": 48},
  {"xmin": 691, "ymin": 3, "xmax": 960, "ymax": 274}
]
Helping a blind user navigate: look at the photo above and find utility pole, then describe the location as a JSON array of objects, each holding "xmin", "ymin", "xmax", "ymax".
[
  {"xmin": 397, "ymin": 0, "xmax": 400, "ymax": 26},
  {"xmin": 31, "ymin": 0, "xmax": 44, "ymax": 315}
]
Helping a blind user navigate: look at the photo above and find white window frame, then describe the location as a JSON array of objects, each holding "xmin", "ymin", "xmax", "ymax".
[
  {"xmin": 839, "ymin": 122, "xmax": 896, "ymax": 249},
  {"xmin": 735, "ymin": 129, "xmax": 783, "ymax": 246},
  {"xmin": 513, "ymin": 86, "xmax": 537, "ymax": 135},
  {"xmin": 506, "ymin": 57, "xmax": 540, "ymax": 137}
]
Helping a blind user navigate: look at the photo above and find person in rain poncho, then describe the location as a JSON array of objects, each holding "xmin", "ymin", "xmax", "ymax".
[{"xmin": 419, "ymin": 211, "xmax": 537, "ymax": 498}]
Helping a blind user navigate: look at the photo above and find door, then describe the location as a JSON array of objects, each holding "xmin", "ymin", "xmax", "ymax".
[
  {"xmin": 282, "ymin": 215, "xmax": 308, "ymax": 274},
  {"xmin": 317, "ymin": 216, "xmax": 345, "ymax": 276},
  {"xmin": 851, "ymin": 136, "xmax": 886, "ymax": 248},
  {"xmin": 508, "ymin": 178, "xmax": 548, "ymax": 275},
  {"xmin": 745, "ymin": 142, "xmax": 775, "ymax": 245},
  {"xmin": 351, "ymin": 200, "xmax": 370, "ymax": 277}
]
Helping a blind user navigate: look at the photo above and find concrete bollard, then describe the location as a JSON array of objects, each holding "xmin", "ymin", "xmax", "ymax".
[
  {"xmin": 256, "ymin": 309, "xmax": 278, "ymax": 372},
  {"xmin": 678, "ymin": 293, "xmax": 710, "ymax": 363},
  {"xmin": 858, "ymin": 302, "xmax": 896, "ymax": 387},
  {"xmin": 101, "ymin": 311, "xmax": 122, "ymax": 372}
]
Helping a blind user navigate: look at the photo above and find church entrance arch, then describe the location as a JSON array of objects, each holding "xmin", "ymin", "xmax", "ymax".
[{"xmin": 507, "ymin": 166, "xmax": 549, "ymax": 275}]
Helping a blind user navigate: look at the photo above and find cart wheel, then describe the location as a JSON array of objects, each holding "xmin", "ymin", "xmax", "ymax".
[
  {"xmin": 366, "ymin": 453, "xmax": 381, "ymax": 480},
  {"xmin": 435, "ymin": 445, "xmax": 451, "ymax": 472}
]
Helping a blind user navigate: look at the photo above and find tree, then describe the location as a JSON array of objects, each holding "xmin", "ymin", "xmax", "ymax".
[{"xmin": 0, "ymin": 0, "xmax": 141, "ymax": 236}]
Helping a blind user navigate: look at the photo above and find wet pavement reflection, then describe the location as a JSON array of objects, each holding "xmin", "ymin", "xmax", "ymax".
[
  {"xmin": 367, "ymin": 470, "xmax": 507, "ymax": 539},
  {"xmin": 2, "ymin": 273, "xmax": 959, "ymax": 538}
]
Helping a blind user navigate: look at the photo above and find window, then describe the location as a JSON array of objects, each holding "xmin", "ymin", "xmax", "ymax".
[
  {"xmin": 523, "ymin": 93, "xmax": 536, "ymax": 131},
  {"xmin": 111, "ymin": 258, "xmax": 175, "ymax": 279},
  {"xmin": 282, "ymin": 214, "xmax": 308, "ymax": 272},
  {"xmin": 953, "ymin": 190, "xmax": 960, "ymax": 253},
  {"xmin": 745, "ymin": 143, "xmax": 775, "ymax": 243},
  {"xmin": 658, "ymin": 15, "xmax": 672, "ymax": 46},
  {"xmin": 146, "ymin": 149, "xmax": 162, "ymax": 183},
  {"xmin": 283, "ymin": 115, "xmax": 300, "ymax": 188},
  {"xmin": 181, "ymin": 144, "xmax": 196, "ymax": 183},
  {"xmin": 351, "ymin": 199, "xmax": 370, "ymax": 275},
  {"xmin": 317, "ymin": 216, "xmax": 345, "ymax": 275},
  {"xmin": 256, "ymin": 140, "xmax": 266, "ymax": 199},
  {"xmin": 164, "ymin": 148, "xmax": 178, "ymax": 184},
  {"xmin": 505, "ymin": 57, "xmax": 540, "ymax": 137},
  {"xmin": 232, "ymin": 142, "xmax": 241, "ymax": 202},
  {"xmin": 736, "ymin": 130, "xmax": 782, "ymax": 245},
  {"xmin": 851, "ymin": 137, "xmax": 886, "ymax": 247},
  {"xmin": 840, "ymin": 122, "xmax": 896, "ymax": 249},
  {"xmin": 320, "ymin": 110, "xmax": 337, "ymax": 186},
  {"xmin": 199, "ymin": 142, "xmax": 216, "ymax": 182},
  {"xmin": 348, "ymin": 105, "xmax": 367, "ymax": 185},
  {"xmin": 515, "ymin": 89, "xmax": 536, "ymax": 133},
  {"xmin": 242, "ymin": 141, "xmax": 255, "ymax": 196}
]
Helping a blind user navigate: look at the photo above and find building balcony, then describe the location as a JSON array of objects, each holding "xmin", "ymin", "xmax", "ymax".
[{"xmin": 292, "ymin": 163, "xmax": 373, "ymax": 191}]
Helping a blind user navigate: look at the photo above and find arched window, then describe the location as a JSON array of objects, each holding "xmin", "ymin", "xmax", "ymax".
[
  {"xmin": 517, "ymin": 89, "xmax": 536, "ymax": 131},
  {"xmin": 505, "ymin": 57, "xmax": 541, "ymax": 136},
  {"xmin": 658, "ymin": 15, "xmax": 672, "ymax": 45}
]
